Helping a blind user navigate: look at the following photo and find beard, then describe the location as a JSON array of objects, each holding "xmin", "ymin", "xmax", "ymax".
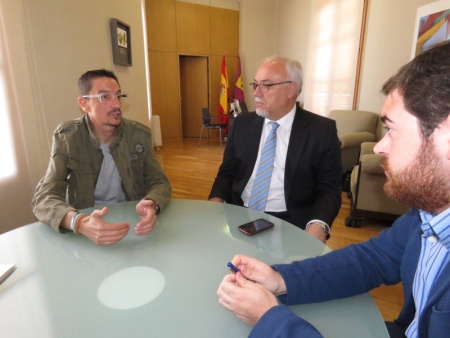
[
  {"xmin": 255, "ymin": 98, "xmax": 269, "ymax": 118},
  {"xmin": 255, "ymin": 108, "xmax": 269, "ymax": 118},
  {"xmin": 106, "ymin": 108, "xmax": 122, "ymax": 127},
  {"xmin": 380, "ymin": 140, "xmax": 449, "ymax": 214}
]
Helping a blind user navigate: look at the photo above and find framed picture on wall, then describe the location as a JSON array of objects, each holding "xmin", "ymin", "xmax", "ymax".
[
  {"xmin": 411, "ymin": 0, "xmax": 450, "ymax": 58},
  {"xmin": 110, "ymin": 18, "xmax": 132, "ymax": 66}
]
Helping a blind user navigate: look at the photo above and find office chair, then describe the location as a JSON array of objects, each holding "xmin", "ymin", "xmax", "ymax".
[{"xmin": 198, "ymin": 108, "xmax": 228, "ymax": 148}]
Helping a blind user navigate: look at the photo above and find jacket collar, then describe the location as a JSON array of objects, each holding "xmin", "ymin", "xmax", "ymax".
[{"xmin": 83, "ymin": 114, "xmax": 123, "ymax": 148}]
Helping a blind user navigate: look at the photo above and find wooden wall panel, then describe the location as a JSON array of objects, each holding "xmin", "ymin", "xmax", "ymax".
[
  {"xmin": 146, "ymin": 0, "xmax": 177, "ymax": 52},
  {"xmin": 146, "ymin": 0, "xmax": 240, "ymax": 142},
  {"xmin": 176, "ymin": 2, "xmax": 211, "ymax": 54},
  {"xmin": 210, "ymin": 7, "xmax": 239, "ymax": 56},
  {"xmin": 149, "ymin": 51, "xmax": 182, "ymax": 142}
]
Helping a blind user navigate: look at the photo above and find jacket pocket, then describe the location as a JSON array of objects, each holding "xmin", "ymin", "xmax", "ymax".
[
  {"xmin": 427, "ymin": 307, "xmax": 450, "ymax": 336},
  {"xmin": 67, "ymin": 157, "xmax": 96, "ymax": 208}
]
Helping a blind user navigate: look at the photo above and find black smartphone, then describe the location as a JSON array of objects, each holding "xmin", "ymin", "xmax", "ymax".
[{"xmin": 238, "ymin": 218, "xmax": 274, "ymax": 236}]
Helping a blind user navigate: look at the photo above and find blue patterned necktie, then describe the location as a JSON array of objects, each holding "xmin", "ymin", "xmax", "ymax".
[{"xmin": 248, "ymin": 121, "xmax": 280, "ymax": 211}]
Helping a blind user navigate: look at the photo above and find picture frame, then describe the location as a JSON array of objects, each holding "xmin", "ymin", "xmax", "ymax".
[
  {"xmin": 110, "ymin": 18, "xmax": 132, "ymax": 66},
  {"xmin": 411, "ymin": 0, "xmax": 450, "ymax": 59}
]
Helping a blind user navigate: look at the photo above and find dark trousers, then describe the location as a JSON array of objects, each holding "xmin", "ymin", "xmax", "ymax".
[
  {"xmin": 385, "ymin": 321, "xmax": 407, "ymax": 338},
  {"xmin": 265, "ymin": 211, "xmax": 301, "ymax": 228}
]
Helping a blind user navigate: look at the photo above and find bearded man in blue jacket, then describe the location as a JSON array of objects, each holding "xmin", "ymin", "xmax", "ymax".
[{"xmin": 217, "ymin": 42, "xmax": 450, "ymax": 338}]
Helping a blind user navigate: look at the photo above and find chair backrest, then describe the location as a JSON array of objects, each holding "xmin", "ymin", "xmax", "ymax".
[
  {"xmin": 374, "ymin": 115, "xmax": 386, "ymax": 141},
  {"xmin": 240, "ymin": 101, "xmax": 249, "ymax": 114},
  {"xmin": 328, "ymin": 110, "xmax": 379, "ymax": 135},
  {"xmin": 201, "ymin": 108, "xmax": 212, "ymax": 124}
]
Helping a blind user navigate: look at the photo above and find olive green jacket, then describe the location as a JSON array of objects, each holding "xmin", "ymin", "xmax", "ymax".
[{"xmin": 32, "ymin": 115, "xmax": 172, "ymax": 231}]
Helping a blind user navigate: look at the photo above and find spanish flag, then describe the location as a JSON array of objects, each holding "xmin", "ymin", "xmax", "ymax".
[{"xmin": 218, "ymin": 54, "xmax": 229, "ymax": 125}]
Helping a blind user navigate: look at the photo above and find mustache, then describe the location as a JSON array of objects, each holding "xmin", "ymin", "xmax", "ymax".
[
  {"xmin": 255, "ymin": 98, "xmax": 264, "ymax": 104},
  {"xmin": 108, "ymin": 108, "xmax": 121, "ymax": 114}
]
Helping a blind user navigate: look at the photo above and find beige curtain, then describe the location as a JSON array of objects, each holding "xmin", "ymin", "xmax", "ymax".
[{"xmin": 303, "ymin": 0, "xmax": 365, "ymax": 116}]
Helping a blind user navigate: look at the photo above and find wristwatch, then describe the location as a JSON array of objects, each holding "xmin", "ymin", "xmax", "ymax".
[
  {"xmin": 145, "ymin": 198, "xmax": 160, "ymax": 215},
  {"xmin": 307, "ymin": 221, "xmax": 330, "ymax": 235}
]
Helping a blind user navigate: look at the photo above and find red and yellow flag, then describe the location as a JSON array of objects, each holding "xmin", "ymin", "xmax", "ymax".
[
  {"xmin": 218, "ymin": 55, "xmax": 229, "ymax": 125},
  {"xmin": 233, "ymin": 56, "xmax": 245, "ymax": 103}
]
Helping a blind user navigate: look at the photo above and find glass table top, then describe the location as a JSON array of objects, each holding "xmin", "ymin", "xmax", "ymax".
[{"xmin": 0, "ymin": 199, "xmax": 388, "ymax": 337}]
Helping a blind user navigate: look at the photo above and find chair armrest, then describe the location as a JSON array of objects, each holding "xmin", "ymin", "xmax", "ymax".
[
  {"xmin": 360, "ymin": 142, "xmax": 377, "ymax": 157},
  {"xmin": 360, "ymin": 153, "xmax": 384, "ymax": 175},
  {"xmin": 339, "ymin": 131, "xmax": 376, "ymax": 148}
]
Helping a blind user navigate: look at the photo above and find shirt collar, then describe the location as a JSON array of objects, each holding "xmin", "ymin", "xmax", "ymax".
[
  {"xmin": 420, "ymin": 208, "xmax": 450, "ymax": 250},
  {"xmin": 264, "ymin": 105, "xmax": 296, "ymax": 130}
]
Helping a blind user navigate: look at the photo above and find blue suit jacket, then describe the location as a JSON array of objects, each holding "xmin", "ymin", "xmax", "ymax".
[
  {"xmin": 209, "ymin": 107, "xmax": 342, "ymax": 229},
  {"xmin": 249, "ymin": 208, "xmax": 450, "ymax": 337}
]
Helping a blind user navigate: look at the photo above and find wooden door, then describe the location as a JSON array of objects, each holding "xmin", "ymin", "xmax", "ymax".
[{"xmin": 179, "ymin": 56, "xmax": 209, "ymax": 138}]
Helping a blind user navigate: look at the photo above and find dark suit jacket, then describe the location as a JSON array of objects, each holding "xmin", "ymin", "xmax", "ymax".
[{"xmin": 209, "ymin": 107, "xmax": 342, "ymax": 229}]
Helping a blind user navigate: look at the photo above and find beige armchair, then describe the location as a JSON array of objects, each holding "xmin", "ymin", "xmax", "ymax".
[
  {"xmin": 328, "ymin": 110, "xmax": 379, "ymax": 175},
  {"xmin": 346, "ymin": 142, "xmax": 409, "ymax": 227}
]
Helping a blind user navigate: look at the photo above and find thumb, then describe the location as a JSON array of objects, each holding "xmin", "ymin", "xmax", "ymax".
[
  {"xmin": 235, "ymin": 272, "xmax": 251, "ymax": 288},
  {"xmin": 91, "ymin": 206, "xmax": 108, "ymax": 218}
]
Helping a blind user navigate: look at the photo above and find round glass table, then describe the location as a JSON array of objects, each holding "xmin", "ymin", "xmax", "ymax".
[{"xmin": 0, "ymin": 200, "xmax": 388, "ymax": 337}]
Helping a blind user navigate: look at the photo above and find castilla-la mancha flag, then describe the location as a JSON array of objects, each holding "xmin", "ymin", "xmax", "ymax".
[
  {"xmin": 233, "ymin": 56, "xmax": 245, "ymax": 103},
  {"xmin": 218, "ymin": 55, "xmax": 229, "ymax": 125}
]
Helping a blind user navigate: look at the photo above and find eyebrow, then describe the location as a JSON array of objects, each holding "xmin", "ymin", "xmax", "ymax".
[
  {"xmin": 380, "ymin": 115, "xmax": 393, "ymax": 124},
  {"xmin": 96, "ymin": 90, "xmax": 122, "ymax": 94},
  {"xmin": 253, "ymin": 79, "xmax": 272, "ymax": 84}
]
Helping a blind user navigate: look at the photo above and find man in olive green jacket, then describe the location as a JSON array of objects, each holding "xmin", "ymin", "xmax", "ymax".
[{"xmin": 32, "ymin": 69, "xmax": 171, "ymax": 245}]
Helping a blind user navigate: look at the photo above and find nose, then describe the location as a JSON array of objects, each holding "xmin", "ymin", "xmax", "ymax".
[
  {"xmin": 373, "ymin": 134, "xmax": 388, "ymax": 156},
  {"xmin": 253, "ymin": 85, "xmax": 263, "ymax": 97},
  {"xmin": 111, "ymin": 95, "xmax": 121, "ymax": 107}
]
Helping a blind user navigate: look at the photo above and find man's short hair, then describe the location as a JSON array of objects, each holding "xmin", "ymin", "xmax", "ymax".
[
  {"xmin": 262, "ymin": 56, "xmax": 303, "ymax": 96},
  {"xmin": 382, "ymin": 42, "xmax": 450, "ymax": 138},
  {"xmin": 78, "ymin": 69, "xmax": 120, "ymax": 96}
]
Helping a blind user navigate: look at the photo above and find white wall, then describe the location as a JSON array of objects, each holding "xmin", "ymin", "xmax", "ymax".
[
  {"xmin": 21, "ymin": 0, "xmax": 149, "ymax": 135},
  {"xmin": 240, "ymin": 0, "xmax": 437, "ymax": 114},
  {"xmin": 240, "ymin": 0, "xmax": 278, "ymax": 112},
  {"xmin": 0, "ymin": 0, "xmax": 46, "ymax": 232},
  {"xmin": 179, "ymin": 0, "xmax": 239, "ymax": 10},
  {"xmin": 0, "ymin": 0, "xmax": 149, "ymax": 232},
  {"xmin": 358, "ymin": 0, "xmax": 436, "ymax": 112},
  {"xmin": 275, "ymin": 0, "xmax": 312, "ymax": 105}
]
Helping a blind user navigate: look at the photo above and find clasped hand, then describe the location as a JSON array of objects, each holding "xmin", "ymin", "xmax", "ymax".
[
  {"xmin": 77, "ymin": 199, "xmax": 158, "ymax": 245},
  {"xmin": 216, "ymin": 254, "xmax": 287, "ymax": 326}
]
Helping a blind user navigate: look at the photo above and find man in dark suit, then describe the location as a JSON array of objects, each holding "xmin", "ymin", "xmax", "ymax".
[{"xmin": 209, "ymin": 56, "xmax": 342, "ymax": 242}]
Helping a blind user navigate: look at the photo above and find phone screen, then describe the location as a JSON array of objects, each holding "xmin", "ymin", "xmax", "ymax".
[{"xmin": 238, "ymin": 218, "xmax": 274, "ymax": 236}]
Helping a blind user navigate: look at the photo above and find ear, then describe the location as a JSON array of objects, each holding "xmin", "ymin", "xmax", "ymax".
[
  {"xmin": 443, "ymin": 115, "xmax": 450, "ymax": 160},
  {"xmin": 287, "ymin": 82, "xmax": 298, "ymax": 99},
  {"xmin": 77, "ymin": 96, "xmax": 89, "ymax": 113},
  {"xmin": 436, "ymin": 114, "xmax": 450, "ymax": 160}
]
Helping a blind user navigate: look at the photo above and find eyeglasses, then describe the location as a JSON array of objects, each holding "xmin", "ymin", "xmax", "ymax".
[
  {"xmin": 249, "ymin": 81, "xmax": 292, "ymax": 93},
  {"xmin": 82, "ymin": 93, "xmax": 128, "ymax": 103}
]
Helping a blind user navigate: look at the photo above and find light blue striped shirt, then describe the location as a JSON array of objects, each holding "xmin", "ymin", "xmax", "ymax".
[{"xmin": 406, "ymin": 208, "xmax": 450, "ymax": 338}]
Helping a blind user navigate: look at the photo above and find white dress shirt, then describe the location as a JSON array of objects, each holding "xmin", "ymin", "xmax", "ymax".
[{"xmin": 241, "ymin": 106, "xmax": 296, "ymax": 212}]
